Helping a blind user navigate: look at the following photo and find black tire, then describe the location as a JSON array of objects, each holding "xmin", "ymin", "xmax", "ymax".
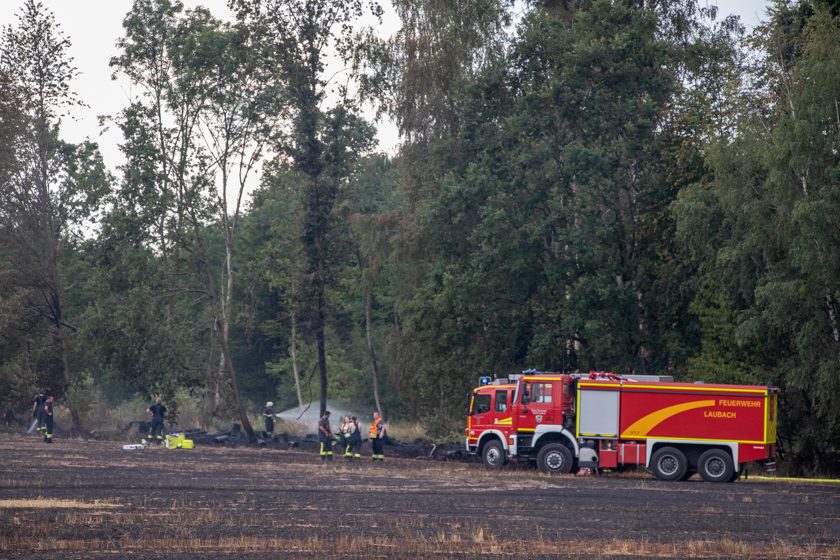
[
  {"xmin": 651, "ymin": 446, "xmax": 688, "ymax": 481},
  {"xmin": 697, "ymin": 449, "xmax": 735, "ymax": 483},
  {"xmin": 481, "ymin": 440, "xmax": 506, "ymax": 469},
  {"xmin": 537, "ymin": 443, "xmax": 574, "ymax": 474}
]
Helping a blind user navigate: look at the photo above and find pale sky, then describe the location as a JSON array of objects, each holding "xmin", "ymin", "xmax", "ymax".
[{"xmin": 0, "ymin": 0, "xmax": 772, "ymax": 178}]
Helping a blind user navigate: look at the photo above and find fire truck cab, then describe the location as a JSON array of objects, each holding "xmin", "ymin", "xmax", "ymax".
[
  {"xmin": 466, "ymin": 371, "xmax": 778, "ymax": 482},
  {"xmin": 466, "ymin": 372, "xmax": 579, "ymax": 473}
]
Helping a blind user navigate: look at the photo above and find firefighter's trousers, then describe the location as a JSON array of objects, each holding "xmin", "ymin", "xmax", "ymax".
[
  {"xmin": 263, "ymin": 416, "xmax": 274, "ymax": 439},
  {"xmin": 35, "ymin": 409, "xmax": 46, "ymax": 433},
  {"xmin": 342, "ymin": 434, "xmax": 362, "ymax": 458},
  {"xmin": 319, "ymin": 435, "xmax": 333, "ymax": 460},
  {"xmin": 148, "ymin": 418, "xmax": 164, "ymax": 444},
  {"xmin": 372, "ymin": 437, "xmax": 384, "ymax": 460},
  {"xmin": 44, "ymin": 415, "xmax": 54, "ymax": 443}
]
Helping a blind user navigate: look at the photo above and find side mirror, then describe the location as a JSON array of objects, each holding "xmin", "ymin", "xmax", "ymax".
[{"xmin": 521, "ymin": 395, "xmax": 530, "ymax": 405}]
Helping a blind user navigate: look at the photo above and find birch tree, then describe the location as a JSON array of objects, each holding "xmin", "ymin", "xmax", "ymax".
[
  {"xmin": 112, "ymin": 0, "xmax": 279, "ymax": 439},
  {"xmin": 0, "ymin": 0, "xmax": 109, "ymax": 432}
]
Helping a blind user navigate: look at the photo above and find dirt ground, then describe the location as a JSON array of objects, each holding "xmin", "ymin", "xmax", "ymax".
[{"xmin": 1, "ymin": 434, "xmax": 838, "ymax": 559}]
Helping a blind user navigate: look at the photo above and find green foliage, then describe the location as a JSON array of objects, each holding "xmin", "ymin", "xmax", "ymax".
[
  {"xmin": 392, "ymin": 0, "xmax": 687, "ymax": 423},
  {"xmin": 685, "ymin": 279, "xmax": 754, "ymax": 384},
  {"xmin": 3, "ymin": 0, "xmax": 840, "ymax": 473},
  {"xmin": 0, "ymin": 0, "xmax": 111, "ymax": 431},
  {"xmin": 675, "ymin": 1, "xmax": 840, "ymax": 473}
]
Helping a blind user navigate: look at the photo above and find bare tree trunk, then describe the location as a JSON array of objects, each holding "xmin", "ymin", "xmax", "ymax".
[
  {"xmin": 310, "ymin": 223, "xmax": 330, "ymax": 417},
  {"xmin": 45, "ymin": 211, "xmax": 83, "ymax": 434},
  {"xmin": 219, "ymin": 229, "xmax": 254, "ymax": 439},
  {"xmin": 351, "ymin": 237, "xmax": 383, "ymax": 416},
  {"xmin": 220, "ymin": 236, "xmax": 234, "ymax": 411},
  {"xmin": 289, "ymin": 303, "xmax": 305, "ymax": 411},
  {"xmin": 315, "ymin": 250, "xmax": 329, "ymax": 417},
  {"xmin": 197, "ymin": 233, "xmax": 255, "ymax": 441},
  {"xmin": 364, "ymin": 289, "xmax": 383, "ymax": 417},
  {"xmin": 208, "ymin": 327, "xmax": 220, "ymax": 407},
  {"xmin": 636, "ymin": 289, "xmax": 651, "ymax": 370},
  {"xmin": 215, "ymin": 339, "xmax": 225, "ymax": 409},
  {"xmin": 56, "ymin": 325, "xmax": 82, "ymax": 433},
  {"xmin": 825, "ymin": 292, "xmax": 840, "ymax": 343},
  {"xmin": 218, "ymin": 327, "xmax": 253, "ymax": 439},
  {"xmin": 160, "ymin": 217, "xmax": 174, "ymax": 327}
]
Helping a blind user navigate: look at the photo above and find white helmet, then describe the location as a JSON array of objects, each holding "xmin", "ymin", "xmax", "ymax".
[{"xmin": 266, "ymin": 401, "xmax": 274, "ymax": 407}]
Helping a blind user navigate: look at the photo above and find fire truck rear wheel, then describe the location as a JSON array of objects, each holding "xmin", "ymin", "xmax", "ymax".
[
  {"xmin": 697, "ymin": 449, "xmax": 735, "ymax": 483},
  {"xmin": 651, "ymin": 446, "xmax": 688, "ymax": 481},
  {"xmin": 481, "ymin": 440, "xmax": 506, "ymax": 469},
  {"xmin": 536, "ymin": 443, "xmax": 573, "ymax": 474}
]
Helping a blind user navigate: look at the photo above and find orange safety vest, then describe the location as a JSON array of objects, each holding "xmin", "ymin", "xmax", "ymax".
[{"xmin": 370, "ymin": 418, "xmax": 382, "ymax": 438}]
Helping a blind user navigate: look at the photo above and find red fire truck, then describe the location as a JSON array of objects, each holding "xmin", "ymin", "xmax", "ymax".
[{"xmin": 465, "ymin": 371, "xmax": 778, "ymax": 482}]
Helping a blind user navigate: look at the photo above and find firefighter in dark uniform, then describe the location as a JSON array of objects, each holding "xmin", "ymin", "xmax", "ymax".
[
  {"xmin": 43, "ymin": 396, "xmax": 54, "ymax": 443},
  {"xmin": 263, "ymin": 401, "xmax": 275, "ymax": 439},
  {"xmin": 32, "ymin": 390, "xmax": 48, "ymax": 435},
  {"xmin": 146, "ymin": 398, "xmax": 166, "ymax": 445},
  {"xmin": 370, "ymin": 411, "xmax": 386, "ymax": 461},
  {"xmin": 318, "ymin": 410, "xmax": 333, "ymax": 461}
]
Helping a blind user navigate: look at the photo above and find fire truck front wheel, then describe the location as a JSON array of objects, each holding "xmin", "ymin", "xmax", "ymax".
[
  {"xmin": 481, "ymin": 440, "xmax": 506, "ymax": 469},
  {"xmin": 697, "ymin": 449, "xmax": 735, "ymax": 483},
  {"xmin": 537, "ymin": 443, "xmax": 574, "ymax": 474},
  {"xmin": 651, "ymin": 447, "xmax": 688, "ymax": 481}
]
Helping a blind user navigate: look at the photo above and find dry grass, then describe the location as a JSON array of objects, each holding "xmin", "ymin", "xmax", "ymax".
[
  {"xmin": 58, "ymin": 389, "xmax": 242, "ymax": 434},
  {"xmin": 386, "ymin": 421, "xmax": 427, "ymax": 441},
  {"xmin": 1, "ymin": 532, "xmax": 837, "ymax": 558},
  {"xmin": 0, "ymin": 498, "xmax": 120, "ymax": 509},
  {"xmin": 2, "ymin": 434, "xmax": 838, "ymax": 559},
  {"xmin": 1, "ymin": 490, "xmax": 836, "ymax": 558},
  {"xmin": 268, "ymin": 417, "xmax": 310, "ymax": 436}
]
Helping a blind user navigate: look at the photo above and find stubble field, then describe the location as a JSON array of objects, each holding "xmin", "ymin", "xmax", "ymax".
[{"xmin": 0, "ymin": 434, "xmax": 838, "ymax": 559}]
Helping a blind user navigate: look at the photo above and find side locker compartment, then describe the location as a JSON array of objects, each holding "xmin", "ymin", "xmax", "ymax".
[
  {"xmin": 576, "ymin": 383, "xmax": 621, "ymax": 468},
  {"xmin": 576, "ymin": 384, "xmax": 620, "ymax": 439}
]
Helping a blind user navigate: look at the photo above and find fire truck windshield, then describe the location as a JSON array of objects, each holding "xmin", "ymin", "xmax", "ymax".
[{"xmin": 471, "ymin": 394, "xmax": 491, "ymax": 415}]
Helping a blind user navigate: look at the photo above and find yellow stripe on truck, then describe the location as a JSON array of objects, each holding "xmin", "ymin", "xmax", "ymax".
[
  {"xmin": 623, "ymin": 385, "xmax": 766, "ymax": 394},
  {"xmin": 621, "ymin": 400, "xmax": 715, "ymax": 438}
]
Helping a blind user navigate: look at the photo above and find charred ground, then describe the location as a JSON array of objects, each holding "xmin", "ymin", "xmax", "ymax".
[{"xmin": 1, "ymin": 434, "xmax": 838, "ymax": 559}]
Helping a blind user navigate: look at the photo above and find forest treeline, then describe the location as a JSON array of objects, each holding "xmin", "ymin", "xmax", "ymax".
[{"xmin": 1, "ymin": 0, "xmax": 839, "ymax": 473}]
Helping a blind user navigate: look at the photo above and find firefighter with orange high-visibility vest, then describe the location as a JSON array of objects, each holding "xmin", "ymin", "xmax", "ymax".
[{"xmin": 370, "ymin": 411, "xmax": 386, "ymax": 461}]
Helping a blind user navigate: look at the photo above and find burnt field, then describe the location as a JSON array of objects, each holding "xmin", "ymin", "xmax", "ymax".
[{"xmin": 1, "ymin": 434, "xmax": 839, "ymax": 559}]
